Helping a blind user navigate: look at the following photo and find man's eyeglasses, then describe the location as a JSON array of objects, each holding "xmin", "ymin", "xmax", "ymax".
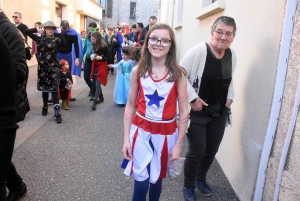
[
  {"xmin": 148, "ymin": 37, "xmax": 171, "ymax": 47},
  {"xmin": 12, "ymin": 16, "xmax": 18, "ymax": 19},
  {"xmin": 214, "ymin": 30, "xmax": 233, "ymax": 38}
]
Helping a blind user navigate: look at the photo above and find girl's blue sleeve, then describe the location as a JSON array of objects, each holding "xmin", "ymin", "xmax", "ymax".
[{"xmin": 111, "ymin": 60, "xmax": 122, "ymax": 69}]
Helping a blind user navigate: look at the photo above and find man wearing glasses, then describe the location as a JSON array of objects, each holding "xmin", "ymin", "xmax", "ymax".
[{"xmin": 12, "ymin": 12, "xmax": 28, "ymax": 41}]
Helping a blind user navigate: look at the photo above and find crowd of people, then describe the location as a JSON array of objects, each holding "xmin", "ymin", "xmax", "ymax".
[{"xmin": 0, "ymin": 6, "xmax": 237, "ymax": 201}]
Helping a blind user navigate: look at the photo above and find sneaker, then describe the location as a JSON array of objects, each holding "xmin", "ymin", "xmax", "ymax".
[
  {"xmin": 90, "ymin": 97, "xmax": 95, "ymax": 101},
  {"xmin": 70, "ymin": 97, "xmax": 76, "ymax": 101},
  {"xmin": 42, "ymin": 107, "xmax": 48, "ymax": 116},
  {"xmin": 55, "ymin": 114, "xmax": 62, "ymax": 123},
  {"xmin": 47, "ymin": 99, "xmax": 53, "ymax": 103},
  {"xmin": 7, "ymin": 179, "xmax": 27, "ymax": 201},
  {"xmin": 183, "ymin": 187, "xmax": 197, "ymax": 201},
  {"xmin": 195, "ymin": 180, "xmax": 212, "ymax": 196}
]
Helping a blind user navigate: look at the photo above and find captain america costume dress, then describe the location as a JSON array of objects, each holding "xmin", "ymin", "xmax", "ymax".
[{"xmin": 122, "ymin": 71, "xmax": 179, "ymax": 184}]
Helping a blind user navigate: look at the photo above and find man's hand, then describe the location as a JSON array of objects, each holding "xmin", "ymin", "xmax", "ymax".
[
  {"xmin": 225, "ymin": 99, "xmax": 233, "ymax": 108},
  {"xmin": 190, "ymin": 97, "xmax": 208, "ymax": 111},
  {"xmin": 56, "ymin": 27, "xmax": 61, "ymax": 33},
  {"xmin": 75, "ymin": 58, "xmax": 79, "ymax": 67},
  {"xmin": 113, "ymin": 38, "xmax": 117, "ymax": 42}
]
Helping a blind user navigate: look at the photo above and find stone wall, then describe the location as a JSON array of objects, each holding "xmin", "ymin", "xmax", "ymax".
[{"xmin": 101, "ymin": 0, "xmax": 159, "ymax": 28}]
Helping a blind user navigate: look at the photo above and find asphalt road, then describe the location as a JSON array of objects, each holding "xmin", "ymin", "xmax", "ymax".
[{"xmin": 12, "ymin": 65, "xmax": 239, "ymax": 201}]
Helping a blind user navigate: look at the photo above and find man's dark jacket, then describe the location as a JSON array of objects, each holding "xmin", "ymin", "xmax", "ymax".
[
  {"xmin": 139, "ymin": 24, "xmax": 150, "ymax": 45},
  {"xmin": 0, "ymin": 12, "xmax": 30, "ymax": 122}
]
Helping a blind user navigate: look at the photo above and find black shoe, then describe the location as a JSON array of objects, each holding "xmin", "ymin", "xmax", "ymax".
[
  {"xmin": 7, "ymin": 179, "xmax": 27, "ymax": 201},
  {"xmin": 91, "ymin": 101, "xmax": 97, "ymax": 110},
  {"xmin": 47, "ymin": 99, "xmax": 53, "ymax": 103},
  {"xmin": 117, "ymin": 104, "xmax": 125, "ymax": 107},
  {"xmin": 195, "ymin": 180, "xmax": 212, "ymax": 196},
  {"xmin": 70, "ymin": 97, "xmax": 76, "ymax": 101},
  {"xmin": 90, "ymin": 97, "xmax": 95, "ymax": 101},
  {"xmin": 42, "ymin": 107, "xmax": 48, "ymax": 116},
  {"xmin": 88, "ymin": 91, "xmax": 92, "ymax": 97},
  {"xmin": 55, "ymin": 114, "xmax": 62, "ymax": 123},
  {"xmin": 98, "ymin": 94, "xmax": 104, "ymax": 104},
  {"xmin": 183, "ymin": 187, "xmax": 197, "ymax": 201}
]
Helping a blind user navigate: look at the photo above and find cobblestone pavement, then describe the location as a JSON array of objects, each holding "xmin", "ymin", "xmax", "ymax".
[{"xmin": 12, "ymin": 65, "xmax": 239, "ymax": 201}]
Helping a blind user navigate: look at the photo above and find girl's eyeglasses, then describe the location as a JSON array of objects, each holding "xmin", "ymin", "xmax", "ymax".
[{"xmin": 148, "ymin": 37, "xmax": 171, "ymax": 47}]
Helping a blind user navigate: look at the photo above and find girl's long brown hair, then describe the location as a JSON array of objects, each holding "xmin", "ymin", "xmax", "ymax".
[
  {"xmin": 91, "ymin": 31, "xmax": 104, "ymax": 52},
  {"xmin": 137, "ymin": 23, "xmax": 186, "ymax": 82}
]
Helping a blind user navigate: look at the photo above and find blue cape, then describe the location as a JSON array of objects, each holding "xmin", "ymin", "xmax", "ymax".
[
  {"xmin": 116, "ymin": 32, "xmax": 123, "ymax": 62},
  {"xmin": 56, "ymin": 28, "xmax": 83, "ymax": 77}
]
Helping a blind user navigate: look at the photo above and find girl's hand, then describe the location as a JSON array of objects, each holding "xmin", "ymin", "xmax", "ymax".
[
  {"xmin": 169, "ymin": 144, "xmax": 182, "ymax": 162},
  {"xmin": 90, "ymin": 54, "xmax": 95, "ymax": 61},
  {"xmin": 122, "ymin": 141, "xmax": 132, "ymax": 160}
]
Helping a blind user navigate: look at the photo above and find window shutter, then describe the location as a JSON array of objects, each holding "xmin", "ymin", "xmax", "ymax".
[{"xmin": 107, "ymin": 0, "xmax": 113, "ymax": 18}]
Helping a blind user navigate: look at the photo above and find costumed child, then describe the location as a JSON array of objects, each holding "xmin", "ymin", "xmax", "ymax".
[
  {"xmin": 121, "ymin": 23, "xmax": 189, "ymax": 201},
  {"xmin": 25, "ymin": 21, "xmax": 67, "ymax": 123},
  {"xmin": 59, "ymin": 59, "xmax": 73, "ymax": 110},
  {"xmin": 108, "ymin": 46, "xmax": 136, "ymax": 107},
  {"xmin": 90, "ymin": 31, "xmax": 110, "ymax": 111}
]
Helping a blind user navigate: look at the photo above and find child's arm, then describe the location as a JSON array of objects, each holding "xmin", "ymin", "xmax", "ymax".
[
  {"xmin": 109, "ymin": 61, "xmax": 122, "ymax": 69},
  {"xmin": 69, "ymin": 72, "xmax": 73, "ymax": 83},
  {"xmin": 123, "ymin": 67, "xmax": 139, "ymax": 160},
  {"xmin": 169, "ymin": 71, "xmax": 189, "ymax": 162}
]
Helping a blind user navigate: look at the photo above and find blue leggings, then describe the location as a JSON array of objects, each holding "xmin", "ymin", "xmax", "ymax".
[{"xmin": 132, "ymin": 178, "xmax": 162, "ymax": 201}]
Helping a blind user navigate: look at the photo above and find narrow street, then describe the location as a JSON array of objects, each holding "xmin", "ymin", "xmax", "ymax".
[{"xmin": 12, "ymin": 65, "xmax": 239, "ymax": 201}]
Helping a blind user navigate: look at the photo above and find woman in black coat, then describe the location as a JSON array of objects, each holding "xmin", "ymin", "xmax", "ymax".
[{"xmin": 105, "ymin": 26, "xmax": 120, "ymax": 75}]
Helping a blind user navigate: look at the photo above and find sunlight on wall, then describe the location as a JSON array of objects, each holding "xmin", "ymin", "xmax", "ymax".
[
  {"xmin": 42, "ymin": 9, "xmax": 50, "ymax": 22},
  {"xmin": 41, "ymin": 0, "xmax": 49, "ymax": 6}
]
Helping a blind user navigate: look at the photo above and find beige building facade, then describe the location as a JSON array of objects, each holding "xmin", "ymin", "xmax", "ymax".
[
  {"xmin": 1, "ymin": 0, "xmax": 102, "ymax": 66},
  {"xmin": 160, "ymin": 0, "xmax": 300, "ymax": 200}
]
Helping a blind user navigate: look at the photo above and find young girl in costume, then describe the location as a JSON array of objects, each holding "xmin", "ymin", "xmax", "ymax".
[
  {"xmin": 109, "ymin": 46, "xmax": 136, "ymax": 107},
  {"xmin": 59, "ymin": 59, "xmax": 73, "ymax": 110},
  {"xmin": 25, "ymin": 21, "xmax": 66, "ymax": 123},
  {"xmin": 121, "ymin": 23, "xmax": 189, "ymax": 201},
  {"xmin": 90, "ymin": 31, "xmax": 110, "ymax": 111}
]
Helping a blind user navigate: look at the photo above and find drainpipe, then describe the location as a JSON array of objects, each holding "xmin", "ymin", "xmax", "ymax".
[
  {"xmin": 273, "ymin": 74, "xmax": 300, "ymax": 201},
  {"xmin": 253, "ymin": 0, "xmax": 298, "ymax": 200}
]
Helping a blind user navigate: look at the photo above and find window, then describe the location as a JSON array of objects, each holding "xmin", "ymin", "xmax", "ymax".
[
  {"xmin": 106, "ymin": 0, "xmax": 113, "ymax": 18},
  {"xmin": 129, "ymin": 2, "xmax": 136, "ymax": 19},
  {"xmin": 177, "ymin": 0, "xmax": 184, "ymax": 24},
  {"xmin": 196, "ymin": 0, "xmax": 225, "ymax": 20},
  {"xmin": 55, "ymin": 3, "xmax": 62, "ymax": 26},
  {"xmin": 98, "ymin": 0, "xmax": 106, "ymax": 9}
]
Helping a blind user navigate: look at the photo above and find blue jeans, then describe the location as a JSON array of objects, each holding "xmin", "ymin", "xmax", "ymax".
[{"xmin": 132, "ymin": 178, "xmax": 162, "ymax": 201}]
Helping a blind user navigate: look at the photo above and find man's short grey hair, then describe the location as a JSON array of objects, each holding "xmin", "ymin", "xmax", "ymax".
[
  {"xmin": 14, "ymin": 12, "xmax": 22, "ymax": 18},
  {"xmin": 211, "ymin": 16, "xmax": 237, "ymax": 36}
]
